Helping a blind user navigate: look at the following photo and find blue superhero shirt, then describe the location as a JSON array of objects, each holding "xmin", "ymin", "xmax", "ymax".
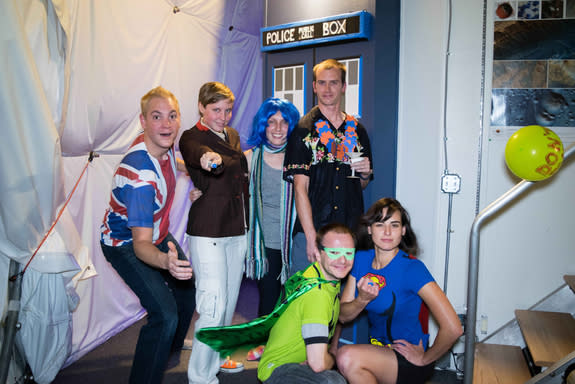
[{"xmin": 351, "ymin": 249, "xmax": 434, "ymax": 349}]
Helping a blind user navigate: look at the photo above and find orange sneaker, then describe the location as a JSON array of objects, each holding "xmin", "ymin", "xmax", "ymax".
[
  {"xmin": 246, "ymin": 345, "xmax": 265, "ymax": 361},
  {"xmin": 220, "ymin": 356, "xmax": 244, "ymax": 373}
]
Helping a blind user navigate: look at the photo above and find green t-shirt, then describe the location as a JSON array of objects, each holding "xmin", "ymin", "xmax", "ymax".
[{"xmin": 257, "ymin": 263, "xmax": 341, "ymax": 382}]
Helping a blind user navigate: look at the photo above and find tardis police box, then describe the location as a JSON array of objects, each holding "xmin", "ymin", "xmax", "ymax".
[{"xmin": 261, "ymin": 10, "xmax": 372, "ymax": 52}]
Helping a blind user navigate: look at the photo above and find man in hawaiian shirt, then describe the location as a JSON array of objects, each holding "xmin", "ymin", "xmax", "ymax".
[{"xmin": 283, "ymin": 58, "xmax": 373, "ymax": 275}]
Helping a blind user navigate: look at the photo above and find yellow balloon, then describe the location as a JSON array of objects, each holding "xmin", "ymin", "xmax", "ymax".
[{"xmin": 505, "ymin": 125, "xmax": 564, "ymax": 181}]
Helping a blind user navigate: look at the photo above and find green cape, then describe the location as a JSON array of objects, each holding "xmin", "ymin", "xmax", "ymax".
[{"xmin": 196, "ymin": 268, "xmax": 337, "ymax": 357}]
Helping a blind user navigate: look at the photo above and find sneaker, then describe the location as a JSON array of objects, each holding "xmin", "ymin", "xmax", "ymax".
[
  {"xmin": 246, "ymin": 345, "xmax": 265, "ymax": 361},
  {"xmin": 220, "ymin": 357, "xmax": 244, "ymax": 373}
]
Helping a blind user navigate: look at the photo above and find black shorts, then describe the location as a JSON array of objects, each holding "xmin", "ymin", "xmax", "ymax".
[{"xmin": 394, "ymin": 349, "xmax": 435, "ymax": 384}]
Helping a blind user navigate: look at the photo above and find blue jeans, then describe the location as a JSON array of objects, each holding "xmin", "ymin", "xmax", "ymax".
[
  {"xmin": 265, "ymin": 363, "xmax": 347, "ymax": 384},
  {"xmin": 101, "ymin": 233, "xmax": 196, "ymax": 384}
]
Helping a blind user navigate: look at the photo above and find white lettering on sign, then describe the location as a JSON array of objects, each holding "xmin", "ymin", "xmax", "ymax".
[
  {"xmin": 266, "ymin": 28, "xmax": 296, "ymax": 45},
  {"xmin": 298, "ymin": 25, "xmax": 314, "ymax": 40},
  {"xmin": 322, "ymin": 19, "xmax": 346, "ymax": 36}
]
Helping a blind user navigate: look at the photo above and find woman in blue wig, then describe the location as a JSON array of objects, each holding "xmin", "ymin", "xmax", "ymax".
[
  {"xmin": 244, "ymin": 98, "xmax": 300, "ymax": 321},
  {"xmin": 244, "ymin": 99, "xmax": 300, "ymax": 363}
]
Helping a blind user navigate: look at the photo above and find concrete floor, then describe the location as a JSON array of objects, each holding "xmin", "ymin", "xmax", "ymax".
[{"xmin": 52, "ymin": 278, "xmax": 463, "ymax": 384}]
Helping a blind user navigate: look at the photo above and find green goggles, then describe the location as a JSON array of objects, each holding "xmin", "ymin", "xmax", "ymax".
[{"xmin": 322, "ymin": 247, "xmax": 355, "ymax": 261}]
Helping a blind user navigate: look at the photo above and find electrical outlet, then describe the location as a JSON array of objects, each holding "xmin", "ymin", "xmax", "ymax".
[
  {"xmin": 452, "ymin": 335, "xmax": 465, "ymax": 354},
  {"xmin": 458, "ymin": 313, "xmax": 466, "ymax": 332},
  {"xmin": 441, "ymin": 173, "xmax": 461, "ymax": 193},
  {"xmin": 480, "ymin": 315, "xmax": 488, "ymax": 334}
]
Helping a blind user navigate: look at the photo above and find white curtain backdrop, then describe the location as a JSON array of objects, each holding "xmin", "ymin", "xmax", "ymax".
[{"xmin": 0, "ymin": 0, "xmax": 263, "ymax": 382}]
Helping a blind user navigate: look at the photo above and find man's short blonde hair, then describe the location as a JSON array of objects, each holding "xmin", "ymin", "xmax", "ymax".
[
  {"xmin": 313, "ymin": 59, "xmax": 346, "ymax": 84},
  {"xmin": 140, "ymin": 86, "xmax": 180, "ymax": 116}
]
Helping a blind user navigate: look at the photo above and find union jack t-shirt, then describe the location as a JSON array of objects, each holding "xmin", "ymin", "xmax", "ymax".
[{"xmin": 100, "ymin": 133, "xmax": 176, "ymax": 247}]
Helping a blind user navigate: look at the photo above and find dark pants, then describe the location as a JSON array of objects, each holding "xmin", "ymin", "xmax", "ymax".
[
  {"xmin": 265, "ymin": 363, "xmax": 347, "ymax": 384},
  {"xmin": 101, "ymin": 233, "xmax": 196, "ymax": 384},
  {"xmin": 289, "ymin": 232, "xmax": 313, "ymax": 277},
  {"xmin": 257, "ymin": 247, "xmax": 283, "ymax": 316}
]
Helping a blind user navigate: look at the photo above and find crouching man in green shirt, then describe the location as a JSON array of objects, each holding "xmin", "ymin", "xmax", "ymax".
[{"xmin": 257, "ymin": 223, "xmax": 355, "ymax": 384}]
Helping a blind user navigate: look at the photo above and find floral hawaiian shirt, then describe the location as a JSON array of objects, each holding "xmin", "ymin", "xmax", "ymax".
[{"xmin": 283, "ymin": 106, "xmax": 373, "ymax": 234}]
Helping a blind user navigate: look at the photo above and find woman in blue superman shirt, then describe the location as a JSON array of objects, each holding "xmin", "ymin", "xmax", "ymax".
[{"xmin": 336, "ymin": 198, "xmax": 462, "ymax": 384}]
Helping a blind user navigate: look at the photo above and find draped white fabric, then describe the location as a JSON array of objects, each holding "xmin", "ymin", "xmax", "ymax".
[{"xmin": 0, "ymin": 0, "xmax": 262, "ymax": 382}]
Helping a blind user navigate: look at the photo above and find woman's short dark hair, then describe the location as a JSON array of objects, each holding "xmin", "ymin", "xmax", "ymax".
[{"xmin": 198, "ymin": 82, "xmax": 235, "ymax": 115}]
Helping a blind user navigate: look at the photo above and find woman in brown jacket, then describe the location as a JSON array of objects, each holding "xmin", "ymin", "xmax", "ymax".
[{"xmin": 179, "ymin": 82, "xmax": 249, "ymax": 384}]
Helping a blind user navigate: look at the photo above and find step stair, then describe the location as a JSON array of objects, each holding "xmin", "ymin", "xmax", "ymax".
[
  {"xmin": 473, "ymin": 343, "xmax": 532, "ymax": 384},
  {"xmin": 526, "ymin": 350, "xmax": 575, "ymax": 384},
  {"xmin": 515, "ymin": 309, "xmax": 575, "ymax": 367},
  {"xmin": 564, "ymin": 275, "xmax": 575, "ymax": 294}
]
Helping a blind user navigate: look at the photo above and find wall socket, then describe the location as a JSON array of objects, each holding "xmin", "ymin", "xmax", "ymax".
[
  {"xmin": 441, "ymin": 173, "xmax": 461, "ymax": 193},
  {"xmin": 457, "ymin": 313, "xmax": 466, "ymax": 332},
  {"xmin": 452, "ymin": 334, "xmax": 465, "ymax": 354},
  {"xmin": 480, "ymin": 315, "xmax": 488, "ymax": 334}
]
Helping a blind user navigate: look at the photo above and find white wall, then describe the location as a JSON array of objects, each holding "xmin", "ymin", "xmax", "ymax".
[{"xmin": 397, "ymin": 0, "xmax": 575, "ymax": 338}]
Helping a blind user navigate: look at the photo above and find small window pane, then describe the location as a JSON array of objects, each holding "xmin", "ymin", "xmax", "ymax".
[
  {"xmin": 275, "ymin": 68, "xmax": 283, "ymax": 92},
  {"xmin": 348, "ymin": 60, "xmax": 359, "ymax": 85},
  {"xmin": 285, "ymin": 68, "xmax": 294, "ymax": 91},
  {"xmin": 296, "ymin": 67, "xmax": 303, "ymax": 90}
]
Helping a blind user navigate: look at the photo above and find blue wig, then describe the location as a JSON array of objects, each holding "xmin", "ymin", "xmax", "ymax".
[{"xmin": 247, "ymin": 97, "xmax": 300, "ymax": 148}]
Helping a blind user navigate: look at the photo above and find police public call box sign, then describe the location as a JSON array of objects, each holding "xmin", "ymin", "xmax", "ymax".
[{"xmin": 261, "ymin": 10, "xmax": 372, "ymax": 52}]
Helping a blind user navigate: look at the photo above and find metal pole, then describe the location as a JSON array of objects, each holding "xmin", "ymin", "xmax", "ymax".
[
  {"xmin": 0, "ymin": 259, "xmax": 23, "ymax": 384},
  {"xmin": 463, "ymin": 144, "xmax": 575, "ymax": 384}
]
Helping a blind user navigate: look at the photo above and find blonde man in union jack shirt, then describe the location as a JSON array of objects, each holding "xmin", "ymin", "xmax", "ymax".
[{"xmin": 100, "ymin": 86, "xmax": 195, "ymax": 384}]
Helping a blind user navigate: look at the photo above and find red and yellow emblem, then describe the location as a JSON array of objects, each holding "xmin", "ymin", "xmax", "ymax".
[{"xmin": 364, "ymin": 273, "xmax": 386, "ymax": 290}]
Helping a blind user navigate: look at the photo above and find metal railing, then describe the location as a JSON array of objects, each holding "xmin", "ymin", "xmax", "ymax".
[{"xmin": 463, "ymin": 143, "xmax": 575, "ymax": 384}]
